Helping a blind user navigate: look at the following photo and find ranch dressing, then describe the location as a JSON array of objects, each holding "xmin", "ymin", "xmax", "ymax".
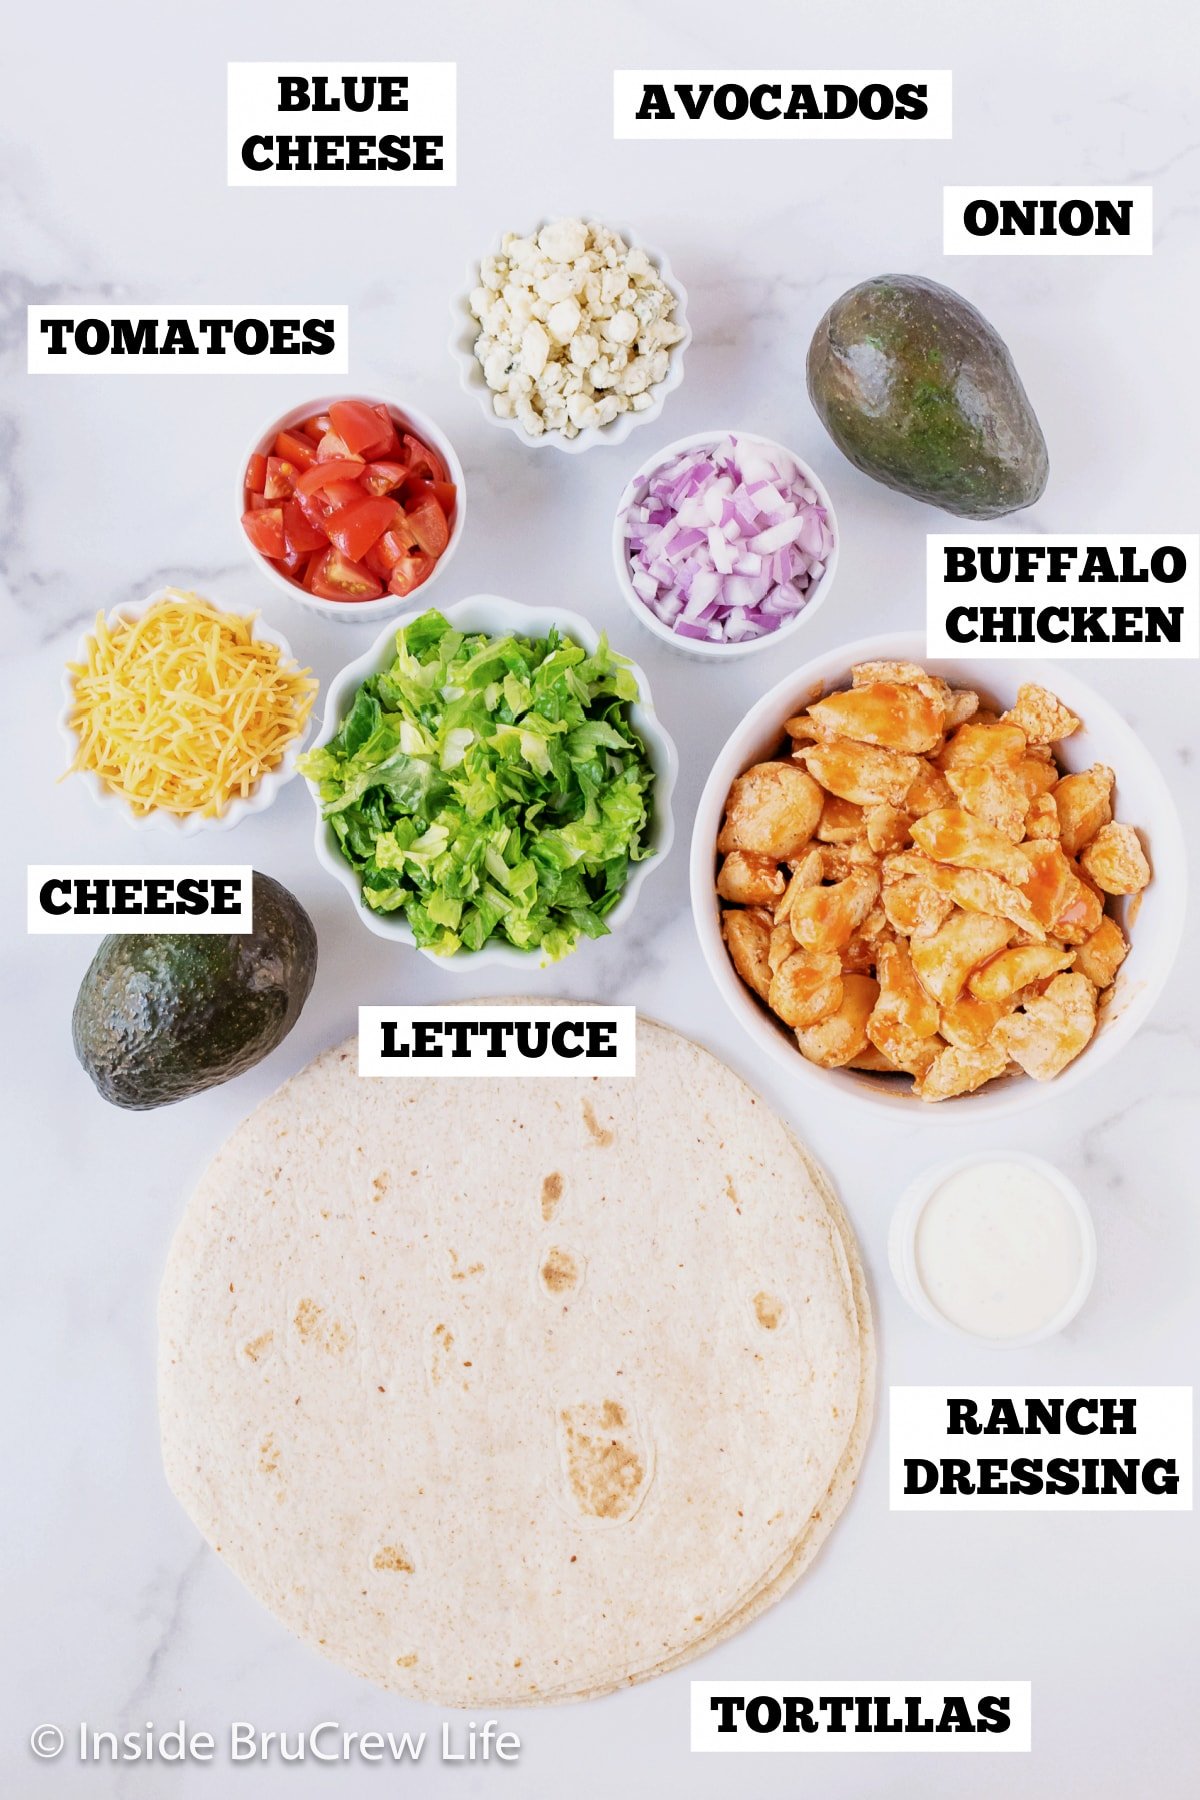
[{"xmin": 914, "ymin": 1159, "xmax": 1086, "ymax": 1341}]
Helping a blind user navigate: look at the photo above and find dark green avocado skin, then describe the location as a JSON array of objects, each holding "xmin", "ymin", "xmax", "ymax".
[
  {"xmin": 806, "ymin": 274, "xmax": 1049, "ymax": 520},
  {"xmin": 72, "ymin": 871, "xmax": 317, "ymax": 1109}
]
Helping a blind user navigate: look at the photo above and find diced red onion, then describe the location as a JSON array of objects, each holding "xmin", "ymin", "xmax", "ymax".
[{"xmin": 620, "ymin": 435, "xmax": 833, "ymax": 646}]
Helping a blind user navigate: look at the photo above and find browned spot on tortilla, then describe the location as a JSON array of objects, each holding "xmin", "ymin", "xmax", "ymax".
[
  {"xmin": 258, "ymin": 1434, "xmax": 281, "ymax": 1477},
  {"xmin": 753, "ymin": 1291, "xmax": 785, "ymax": 1331},
  {"xmin": 724, "ymin": 1176, "xmax": 740, "ymax": 1207},
  {"xmin": 372, "ymin": 1545, "xmax": 414, "ymax": 1574},
  {"xmin": 581, "ymin": 1100, "xmax": 614, "ymax": 1147},
  {"xmin": 540, "ymin": 1172, "xmax": 564, "ymax": 1220},
  {"xmin": 371, "ymin": 1171, "xmax": 390, "ymax": 1202},
  {"xmin": 294, "ymin": 1297, "xmax": 323, "ymax": 1341},
  {"xmin": 559, "ymin": 1400, "xmax": 649, "ymax": 1522},
  {"xmin": 449, "ymin": 1249, "xmax": 484, "ymax": 1281},
  {"xmin": 395, "ymin": 1653, "xmax": 418, "ymax": 1668},
  {"xmin": 429, "ymin": 1321, "xmax": 468, "ymax": 1389},
  {"xmin": 242, "ymin": 1331, "xmax": 273, "ymax": 1364},
  {"xmin": 539, "ymin": 1247, "xmax": 581, "ymax": 1295},
  {"xmin": 294, "ymin": 1297, "xmax": 350, "ymax": 1354}
]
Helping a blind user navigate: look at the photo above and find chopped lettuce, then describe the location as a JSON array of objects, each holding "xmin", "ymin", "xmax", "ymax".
[{"xmin": 299, "ymin": 610, "xmax": 655, "ymax": 959}]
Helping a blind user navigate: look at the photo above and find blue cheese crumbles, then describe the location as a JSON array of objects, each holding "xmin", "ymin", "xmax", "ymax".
[{"xmin": 468, "ymin": 218, "xmax": 686, "ymax": 439}]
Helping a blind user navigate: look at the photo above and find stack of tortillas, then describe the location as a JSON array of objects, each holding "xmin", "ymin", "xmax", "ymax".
[{"xmin": 159, "ymin": 1017, "xmax": 873, "ymax": 1704}]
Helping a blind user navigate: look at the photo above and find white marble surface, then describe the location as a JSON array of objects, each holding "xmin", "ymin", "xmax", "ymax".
[{"xmin": 3, "ymin": 1, "xmax": 1198, "ymax": 1794}]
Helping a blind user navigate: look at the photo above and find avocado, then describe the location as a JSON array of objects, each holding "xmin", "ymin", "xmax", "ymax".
[
  {"xmin": 73, "ymin": 871, "xmax": 317, "ymax": 1110},
  {"xmin": 806, "ymin": 275, "xmax": 1048, "ymax": 519}
]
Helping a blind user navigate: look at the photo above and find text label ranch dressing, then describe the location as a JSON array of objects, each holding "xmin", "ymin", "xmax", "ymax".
[{"xmin": 914, "ymin": 1160, "xmax": 1087, "ymax": 1341}]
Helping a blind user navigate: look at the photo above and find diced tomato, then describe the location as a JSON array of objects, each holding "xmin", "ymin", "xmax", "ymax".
[
  {"xmin": 294, "ymin": 485, "xmax": 331, "ymax": 526},
  {"xmin": 403, "ymin": 433, "xmax": 447, "ymax": 482},
  {"xmin": 273, "ymin": 428, "xmax": 318, "ymax": 471},
  {"xmin": 241, "ymin": 506, "xmax": 287, "ymax": 560},
  {"xmin": 371, "ymin": 404, "xmax": 401, "ymax": 456},
  {"xmin": 282, "ymin": 498, "xmax": 328, "ymax": 555},
  {"xmin": 361, "ymin": 459, "xmax": 408, "ymax": 497},
  {"xmin": 306, "ymin": 547, "xmax": 383, "ymax": 601},
  {"xmin": 363, "ymin": 541, "xmax": 397, "ymax": 583},
  {"xmin": 406, "ymin": 493, "xmax": 450, "ymax": 557},
  {"xmin": 317, "ymin": 428, "xmax": 356, "ymax": 463},
  {"xmin": 324, "ymin": 496, "xmax": 399, "ymax": 563},
  {"xmin": 243, "ymin": 403, "xmax": 454, "ymax": 599},
  {"xmin": 322, "ymin": 478, "xmax": 368, "ymax": 511},
  {"xmin": 295, "ymin": 457, "xmax": 366, "ymax": 496},
  {"xmin": 329, "ymin": 399, "xmax": 393, "ymax": 460},
  {"xmin": 264, "ymin": 455, "xmax": 298, "ymax": 501},
  {"xmin": 388, "ymin": 553, "xmax": 435, "ymax": 597}
]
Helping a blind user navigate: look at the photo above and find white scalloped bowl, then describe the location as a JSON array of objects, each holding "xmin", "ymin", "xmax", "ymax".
[
  {"xmin": 235, "ymin": 395, "xmax": 466, "ymax": 625},
  {"xmin": 612, "ymin": 429, "xmax": 840, "ymax": 659},
  {"xmin": 450, "ymin": 220, "xmax": 690, "ymax": 454},
  {"xmin": 59, "ymin": 587, "xmax": 314, "ymax": 836},
  {"xmin": 307, "ymin": 595, "xmax": 678, "ymax": 968},
  {"xmin": 690, "ymin": 631, "xmax": 1187, "ymax": 1119}
]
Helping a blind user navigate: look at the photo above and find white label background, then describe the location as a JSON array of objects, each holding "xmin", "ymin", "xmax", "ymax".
[
  {"xmin": 890, "ymin": 1386, "xmax": 1193, "ymax": 1512},
  {"xmin": 27, "ymin": 305, "xmax": 349, "ymax": 374},
  {"xmin": 228, "ymin": 62, "xmax": 456, "ymax": 186},
  {"xmin": 614, "ymin": 69, "xmax": 952, "ymax": 139},
  {"xmin": 926, "ymin": 533, "xmax": 1199, "ymax": 659},
  {"xmin": 944, "ymin": 185, "xmax": 1153, "ymax": 255},
  {"xmin": 690, "ymin": 1681, "xmax": 1032, "ymax": 1752},
  {"xmin": 358, "ymin": 1005, "xmax": 637, "ymax": 1077},
  {"xmin": 27, "ymin": 865, "xmax": 253, "ymax": 934}
]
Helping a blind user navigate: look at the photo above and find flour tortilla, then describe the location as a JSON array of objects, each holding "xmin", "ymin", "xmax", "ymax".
[{"xmin": 159, "ymin": 1018, "xmax": 873, "ymax": 1705}]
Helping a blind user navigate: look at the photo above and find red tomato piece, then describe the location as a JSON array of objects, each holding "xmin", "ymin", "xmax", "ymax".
[
  {"xmin": 431, "ymin": 480, "xmax": 457, "ymax": 522},
  {"xmin": 329, "ymin": 399, "xmax": 393, "ymax": 459},
  {"xmin": 324, "ymin": 496, "xmax": 399, "ymax": 563},
  {"xmin": 241, "ymin": 507, "xmax": 287, "ymax": 560},
  {"xmin": 403, "ymin": 433, "xmax": 447, "ymax": 482},
  {"xmin": 388, "ymin": 552, "xmax": 435, "ymax": 597},
  {"xmin": 245, "ymin": 451, "xmax": 268, "ymax": 494},
  {"xmin": 361, "ymin": 459, "xmax": 409, "ymax": 497},
  {"xmin": 282, "ymin": 498, "xmax": 328, "ymax": 555},
  {"xmin": 294, "ymin": 485, "xmax": 331, "ymax": 526},
  {"xmin": 273, "ymin": 428, "xmax": 318, "ymax": 471},
  {"xmin": 295, "ymin": 457, "xmax": 366, "ymax": 496},
  {"xmin": 264, "ymin": 456, "xmax": 298, "ymax": 501},
  {"xmin": 277, "ymin": 546, "xmax": 308, "ymax": 579},
  {"xmin": 301, "ymin": 412, "xmax": 332, "ymax": 443},
  {"xmin": 317, "ymin": 429, "xmax": 355, "ymax": 463},
  {"xmin": 306, "ymin": 547, "xmax": 383, "ymax": 601},
  {"xmin": 406, "ymin": 493, "xmax": 450, "ymax": 557},
  {"xmin": 246, "ymin": 492, "xmax": 270, "ymax": 512},
  {"xmin": 361, "ymin": 519, "xmax": 410, "ymax": 580},
  {"xmin": 321, "ymin": 478, "xmax": 368, "ymax": 511},
  {"xmin": 370, "ymin": 404, "xmax": 401, "ymax": 456}
]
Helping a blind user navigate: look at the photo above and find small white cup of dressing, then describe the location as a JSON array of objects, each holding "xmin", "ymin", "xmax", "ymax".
[{"xmin": 889, "ymin": 1153, "xmax": 1097, "ymax": 1348}]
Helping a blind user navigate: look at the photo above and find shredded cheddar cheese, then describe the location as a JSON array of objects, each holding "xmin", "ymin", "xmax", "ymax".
[{"xmin": 67, "ymin": 591, "xmax": 318, "ymax": 818}]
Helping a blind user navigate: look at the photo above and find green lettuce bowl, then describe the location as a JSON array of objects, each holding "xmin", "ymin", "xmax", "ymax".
[{"xmin": 301, "ymin": 596, "xmax": 677, "ymax": 966}]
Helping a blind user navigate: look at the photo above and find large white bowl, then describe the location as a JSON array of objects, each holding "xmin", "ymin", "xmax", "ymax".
[
  {"xmin": 307, "ymin": 594, "xmax": 678, "ymax": 969},
  {"xmin": 611, "ymin": 429, "xmax": 840, "ymax": 660},
  {"xmin": 59, "ymin": 587, "xmax": 313, "ymax": 836},
  {"xmin": 236, "ymin": 394, "xmax": 466, "ymax": 624},
  {"xmin": 450, "ymin": 221, "xmax": 691, "ymax": 455},
  {"xmin": 690, "ymin": 631, "xmax": 1187, "ymax": 1119}
]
